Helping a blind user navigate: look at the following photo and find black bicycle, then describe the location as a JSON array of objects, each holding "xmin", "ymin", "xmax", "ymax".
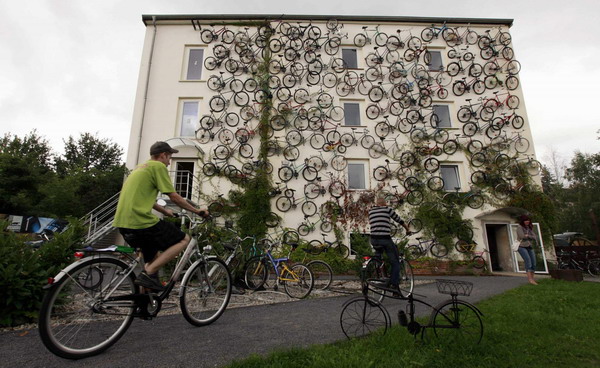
[{"xmin": 340, "ymin": 278, "xmax": 483, "ymax": 344}]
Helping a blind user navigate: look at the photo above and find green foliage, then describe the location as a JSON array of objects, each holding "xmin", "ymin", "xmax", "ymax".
[
  {"xmin": 415, "ymin": 202, "xmax": 468, "ymax": 251},
  {"xmin": 0, "ymin": 219, "xmax": 85, "ymax": 327},
  {"xmin": 0, "ymin": 131, "xmax": 126, "ymax": 218},
  {"xmin": 506, "ymin": 189, "xmax": 557, "ymax": 245},
  {"xmin": 0, "ymin": 131, "xmax": 54, "ymax": 215}
]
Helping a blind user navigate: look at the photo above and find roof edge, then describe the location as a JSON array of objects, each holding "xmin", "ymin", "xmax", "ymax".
[{"xmin": 141, "ymin": 14, "xmax": 513, "ymax": 27}]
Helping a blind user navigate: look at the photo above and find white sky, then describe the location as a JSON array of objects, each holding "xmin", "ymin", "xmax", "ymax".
[{"xmin": 1, "ymin": 0, "xmax": 599, "ymax": 168}]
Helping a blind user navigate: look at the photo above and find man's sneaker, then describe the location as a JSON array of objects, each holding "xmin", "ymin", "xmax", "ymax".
[{"xmin": 135, "ymin": 271, "xmax": 165, "ymax": 291}]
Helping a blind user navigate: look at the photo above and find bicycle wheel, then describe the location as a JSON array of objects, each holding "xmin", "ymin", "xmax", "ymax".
[
  {"xmin": 431, "ymin": 301, "xmax": 483, "ymax": 345},
  {"xmin": 307, "ymin": 260, "xmax": 333, "ymax": 290},
  {"xmin": 329, "ymin": 180, "xmax": 346, "ymax": 198},
  {"xmin": 39, "ymin": 257, "xmax": 136, "ymax": 359},
  {"xmin": 466, "ymin": 194, "xmax": 485, "ymax": 209},
  {"xmin": 278, "ymin": 166, "xmax": 294, "ymax": 182},
  {"xmin": 301, "ymin": 201, "xmax": 318, "ymax": 217},
  {"xmin": 514, "ymin": 137, "xmax": 530, "ymax": 153},
  {"xmin": 335, "ymin": 243, "xmax": 350, "ymax": 259},
  {"xmin": 282, "ymin": 264, "xmax": 313, "ymax": 299},
  {"xmin": 276, "ymin": 196, "xmax": 293, "ymax": 212},
  {"xmin": 406, "ymin": 245, "xmax": 424, "ymax": 259},
  {"xmin": 331, "ymin": 155, "xmax": 347, "ymax": 171},
  {"xmin": 340, "ymin": 297, "xmax": 389, "ymax": 339},
  {"xmin": 244, "ymin": 256, "xmax": 268, "ymax": 290},
  {"xmin": 455, "ymin": 240, "xmax": 473, "ymax": 253},
  {"xmin": 399, "ymin": 259, "xmax": 414, "ymax": 297},
  {"xmin": 408, "ymin": 218, "xmax": 423, "ymax": 233},
  {"xmin": 180, "ymin": 258, "xmax": 232, "ymax": 327},
  {"xmin": 472, "ymin": 255, "xmax": 486, "ymax": 269},
  {"xmin": 587, "ymin": 259, "xmax": 600, "ymax": 277},
  {"xmin": 430, "ymin": 242, "xmax": 448, "ymax": 258}
]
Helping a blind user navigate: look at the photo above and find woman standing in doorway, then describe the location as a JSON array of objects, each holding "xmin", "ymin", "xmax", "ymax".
[{"xmin": 516, "ymin": 214, "xmax": 538, "ymax": 285}]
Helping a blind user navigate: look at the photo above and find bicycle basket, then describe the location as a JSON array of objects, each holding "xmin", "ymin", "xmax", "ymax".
[{"xmin": 436, "ymin": 279, "xmax": 473, "ymax": 296}]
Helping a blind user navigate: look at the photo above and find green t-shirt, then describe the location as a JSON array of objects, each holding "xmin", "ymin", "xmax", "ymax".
[{"xmin": 113, "ymin": 160, "xmax": 176, "ymax": 229}]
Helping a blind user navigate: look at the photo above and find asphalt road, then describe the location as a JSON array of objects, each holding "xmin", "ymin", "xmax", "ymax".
[{"xmin": 0, "ymin": 275, "xmax": 530, "ymax": 368}]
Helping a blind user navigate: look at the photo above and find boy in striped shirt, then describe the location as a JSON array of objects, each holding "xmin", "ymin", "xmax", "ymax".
[{"xmin": 368, "ymin": 195, "xmax": 412, "ymax": 293}]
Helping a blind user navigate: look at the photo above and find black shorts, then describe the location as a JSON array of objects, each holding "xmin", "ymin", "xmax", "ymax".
[{"xmin": 118, "ymin": 220, "xmax": 186, "ymax": 262}]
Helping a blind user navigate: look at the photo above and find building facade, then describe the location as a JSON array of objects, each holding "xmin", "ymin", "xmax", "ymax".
[{"xmin": 127, "ymin": 14, "xmax": 546, "ymax": 273}]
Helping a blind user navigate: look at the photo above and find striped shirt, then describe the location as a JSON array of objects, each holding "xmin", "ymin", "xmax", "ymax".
[{"xmin": 369, "ymin": 206, "xmax": 404, "ymax": 238}]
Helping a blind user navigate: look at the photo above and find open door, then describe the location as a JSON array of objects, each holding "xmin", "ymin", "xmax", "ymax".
[{"xmin": 508, "ymin": 223, "xmax": 549, "ymax": 274}]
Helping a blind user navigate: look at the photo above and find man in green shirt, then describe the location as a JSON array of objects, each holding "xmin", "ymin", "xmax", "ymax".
[{"xmin": 113, "ymin": 141, "xmax": 208, "ymax": 291}]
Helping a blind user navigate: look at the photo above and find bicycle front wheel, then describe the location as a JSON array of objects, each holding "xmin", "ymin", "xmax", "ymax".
[
  {"xmin": 282, "ymin": 264, "xmax": 314, "ymax": 299},
  {"xmin": 431, "ymin": 301, "xmax": 483, "ymax": 345},
  {"xmin": 39, "ymin": 257, "xmax": 137, "ymax": 359},
  {"xmin": 307, "ymin": 260, "xmax": 333, "ymax": 290},
  {"xmin": 340, "ymin": 297, "xmax": 390, "ymax": 339},
  {"xmin": 180, "ymin": 258, "xmax": 232, "ymax": 327},
  {"xmin": 430, "ymin": 242, "xmax": 449, "ymax": 258},
  {"xmin": 244, "ymin": 256, "xmax": 268, "ymax": 290},
  {"xmin": 399, "ymin": 259, "xmax": 414, "ymax": 297}
]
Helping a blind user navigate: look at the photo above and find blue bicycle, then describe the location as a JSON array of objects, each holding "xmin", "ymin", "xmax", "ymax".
[{"xmin": 244, "ymin": 242, "xmax": 314, "ymax": 298}]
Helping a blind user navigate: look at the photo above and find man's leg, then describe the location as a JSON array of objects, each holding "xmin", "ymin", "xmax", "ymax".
[
  {"xmin": 383, "ymin": 239, "xmax": 400, "ymax": 286},
  {"xmin": 144, "ymin": 234, "xmax": 190, "ymax": 274}
]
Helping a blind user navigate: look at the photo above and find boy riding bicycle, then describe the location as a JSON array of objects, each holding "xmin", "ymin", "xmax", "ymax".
[{"xmin": 113, "ymin": 141, "xmax": 208, "ymax": 291}]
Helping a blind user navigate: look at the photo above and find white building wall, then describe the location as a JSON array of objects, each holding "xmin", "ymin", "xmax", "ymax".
[{"xmin": 127, "ymin": 15, "xmax": 540, "ymax": 269}]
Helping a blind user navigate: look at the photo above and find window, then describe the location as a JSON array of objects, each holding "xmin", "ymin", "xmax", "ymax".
[
  {"xmin": 440, "ymin": 165, "xmax": 460, "ymax": 191},
  {"xmin": 175, "ymin": 162, "xmax": 194, "ymax": 199},
  {"xmin": 427, "ymin": 50, "xmax": 443, "ymax": 71},
  {"xmin": 185, "ymin": 48, "xmax": 204, "ymax": 80},
  {"xmin": 180, "ymin": 101, "xmax": 199, "ymax": 137},
  {"xmin": 433, "ymin": 105, "xmax": 451, "ymax": 128},
  {"xmin": 342, "ymin": 48, "xmax": 358, "ymax": 69},
  {"xmin": 343, "ymin": 102, "xmax": 361, "ymax": 126},
  {"xmin": 348, "ymin": 161, "xmax": 366, "ymax": 190}
]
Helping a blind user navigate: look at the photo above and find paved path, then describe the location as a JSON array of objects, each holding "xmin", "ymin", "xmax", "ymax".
[{"xmin": 0, "ymin": 275, "xmax": 532, "ymax": 368}]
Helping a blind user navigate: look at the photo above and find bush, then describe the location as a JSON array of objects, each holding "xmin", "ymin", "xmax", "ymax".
[{"xmin": 0, "ymin": 220, "xmax": 84, "ymax": 327}]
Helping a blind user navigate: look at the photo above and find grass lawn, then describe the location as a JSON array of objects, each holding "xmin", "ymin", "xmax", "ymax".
[{"xmin": 227, "ymin": 279, "xmax": 600, "ymax": 368}]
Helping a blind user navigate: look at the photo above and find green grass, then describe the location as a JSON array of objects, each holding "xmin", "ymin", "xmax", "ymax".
[{"xmin": 226, "ymin": 279, "xmax": 600, "ymax": 368}]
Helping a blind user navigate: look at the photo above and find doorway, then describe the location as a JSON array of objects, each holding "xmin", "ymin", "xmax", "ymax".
[{"xmin": 485, "ymin": 224, "xmax": 511, "ymax": 272}]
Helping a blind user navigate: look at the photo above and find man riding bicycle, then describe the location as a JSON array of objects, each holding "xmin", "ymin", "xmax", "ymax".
[
  {"xmin": 368, "ymin": 194, "xmax": 412, "ymax": 295},
  {"xmin": 113, "ymin": 141, "xmax": 208, "ymax": 291}
]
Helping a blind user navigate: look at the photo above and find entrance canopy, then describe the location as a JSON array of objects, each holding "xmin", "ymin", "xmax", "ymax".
[{"xmin": 475, "ymin": 206, "xmax": 531, "ymax": 220}]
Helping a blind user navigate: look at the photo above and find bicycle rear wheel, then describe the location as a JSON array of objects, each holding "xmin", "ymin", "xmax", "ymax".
[
  {"xmin": 587, "ymin": 259, "xmax": 600, "ymax": 277},
  {"xmin": 283, "ymin": 264, "xmax": 314, "ymax": 298},
  {"xmin": 39, "ymin": 257, "xmax": 137, "ymax": 359},
  {"xmin": 244, "ymin": 256, "xmax": 268, "ymax": 290},
  {"xmin": 180, "ymin": 258, "xmax": 232, "ymax": 326},
  {"xmin": 307, "ymin": 260, "xmax": 333, "ymax": 290},
  {"xmin": 340, "ymin": 297, "xmax": 390, "ymax": 339},
  {"xmin": 431, "ymin": 301, "xmax": 483, "ymax": 345}
]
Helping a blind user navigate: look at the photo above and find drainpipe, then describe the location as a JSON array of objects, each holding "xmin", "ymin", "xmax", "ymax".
[{"xmin": 135, "ymin": 16, "xmax": 158, "ymax": 164}]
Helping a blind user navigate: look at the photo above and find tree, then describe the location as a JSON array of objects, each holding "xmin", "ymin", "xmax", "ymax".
[
  {"xmin": 49, "ymin": 133, "xmax": 127, "ymax": 217},
  {"xmin": 0, "ymin": 131, "xmax": 55, "ymax": 215},
  {"xmin": 561, "ymin": 152, "xmax": 600, "ymax": 239},
  {"xmin": 55, "ymin": 133, "xmax": 123, "ymax": 176}
]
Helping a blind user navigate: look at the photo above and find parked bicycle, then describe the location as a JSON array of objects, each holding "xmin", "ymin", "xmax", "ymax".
[
  {"xmin": 244, "ymin": 241, "xmax": 314, "ymax": 298},
  {"xmin": 340, "ymin": 278, "xmax": 483, "ymax": 344}
]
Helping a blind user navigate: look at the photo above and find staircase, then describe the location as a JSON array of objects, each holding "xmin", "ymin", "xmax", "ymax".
[{"xmin": 81, "ymin": 192, "xmax": 120, "ymax": 248}]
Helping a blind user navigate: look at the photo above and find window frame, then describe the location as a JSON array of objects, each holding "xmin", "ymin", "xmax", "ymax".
[
  {"xmin": 173, "ymin": 161, "xmax": 195, "ymax": 200},
  {"xmin": 341, "ymin": 48, "xmax": 359, "ymax": 69},
  {"xmin": 432, "ymin": 104, "xmax": 452, "ymax": 128},
  {"xmin": 181, "ymin": 46, "xmax": 205, "ymax": 81},
  {"xmin": 347, "ymin": 159, "xmax": 369, "ymax": 190},
  {"xmin": 440, "ymin": 164, "xmax": 461, "ymax": 192},
  {"xmin": 427, "ymin": 50, "xmax": 443, "ymax": 72},
  {"xmin": 177, "ymin": 99, "xmax": 201, "ymax": 137},
  {"xmin": 343, "ymin": 102, "xmax": 362, "ymax": 127}
]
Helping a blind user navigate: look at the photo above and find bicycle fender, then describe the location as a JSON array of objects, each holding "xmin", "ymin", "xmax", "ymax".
[{"xmin": 44, "ymin": 254, "xmax": 125, "ymax": 289}]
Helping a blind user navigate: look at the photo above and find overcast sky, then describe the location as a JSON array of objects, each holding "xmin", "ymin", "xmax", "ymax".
[{"xmin": 1, "ymin": 0, "xmax": 598, "ymax": 169}]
